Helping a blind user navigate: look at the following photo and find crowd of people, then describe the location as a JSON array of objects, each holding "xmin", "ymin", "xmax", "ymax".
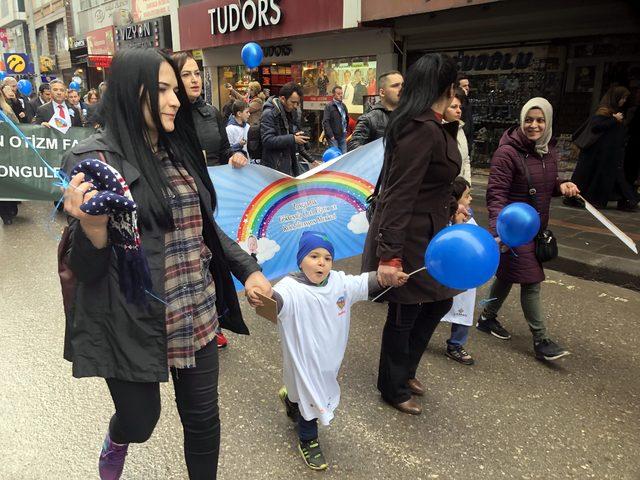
[{"xmin": 0, "ymin": 44, "xmax": 635, "ymax": 478}]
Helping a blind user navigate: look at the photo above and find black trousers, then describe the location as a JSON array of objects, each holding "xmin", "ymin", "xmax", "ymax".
[
  {"xmin": 106, "ymin": 340, "xmax": 220, "ymax": 480},
  {"xmin": 378, "ymin": 299, "xmax": 453, "ymax": 404}
]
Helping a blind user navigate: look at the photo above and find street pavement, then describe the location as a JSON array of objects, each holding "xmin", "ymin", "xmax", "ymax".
[{"xmin": 1, "ymin": 202, "xmax": 639, "ymax": 480}]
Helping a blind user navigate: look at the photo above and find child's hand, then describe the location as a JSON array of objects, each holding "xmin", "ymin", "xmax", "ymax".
[
  {"xmin": 396, "ymin": 271, "xmax": 409, "ymax": 286},
  {"xmin": 453, "ymin": 204, "xmax": 470, "ymax": 224}
]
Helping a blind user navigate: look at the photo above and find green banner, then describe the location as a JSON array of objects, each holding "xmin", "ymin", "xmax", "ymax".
[{"xmin": 0, "ymin": 123, "xmax": 94, "ymax": 201}]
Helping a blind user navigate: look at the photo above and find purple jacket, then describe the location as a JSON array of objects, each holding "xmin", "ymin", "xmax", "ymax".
[{"xmin": 486, "ymin": 126, "xmax": 562, "ymax": 284}]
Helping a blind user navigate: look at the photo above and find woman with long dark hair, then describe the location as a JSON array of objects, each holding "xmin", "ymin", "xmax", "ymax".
[
  {"xmin": 362, "ymin": 53, "xmax": 461, "ymax": 415},
  {"xmin": 172, "ymin": 51, "xmax": 247, "ymax": 169},
  {"xmin": 61, "ymin": 48, "xmax": 272, "ymax": 480},
  {"xmin": 568, "ymin": 86, "xmax": 637, "ymax": 210}
]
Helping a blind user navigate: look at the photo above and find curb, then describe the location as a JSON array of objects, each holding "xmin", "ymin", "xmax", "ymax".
[{"xmin": 546, "ymin": 245, "xmax": 640, "ymax": 292}]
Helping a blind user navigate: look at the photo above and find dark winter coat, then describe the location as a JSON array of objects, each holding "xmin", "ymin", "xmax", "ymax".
[
  {"xmin": 322, "ymin": 100, "xmax": 349, "ymax": 141},
  {"xmin": 191, "ymin": 97, "xmax": 234, "ymax": 166},
  {"xmin": 260, "ymin": 97, "xmax": 302, "ymax": 176},
  {"xmin": 362, "ymin": 109, "xmax": 461, "ymax": 304},
  {"xmin": 60, "ymin": 131, "xmax": 260, "ymax": 382},
  {"xmin": 571, "ymin": 115, "xmax": 635, "ymax": 207},
  {"xmin": 487, "ymin": 126, "xmax": 563, "ymax": 285},
  {"xmin": 347, "ymin": 102, "xmax": 391, "ymax": 151}
]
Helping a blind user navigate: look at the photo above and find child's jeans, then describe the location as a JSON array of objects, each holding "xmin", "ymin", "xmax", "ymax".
[
  {"xmin": 298, "ymin": 416, "xmax": 318, "ymax": 441},
  {"xmin": 446, "ymin": 323, "xmax": 470, "ymax": 349}
]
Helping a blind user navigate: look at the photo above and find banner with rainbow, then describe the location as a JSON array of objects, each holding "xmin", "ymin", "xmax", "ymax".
[{"xmin": 209, "ymin": 139, "xmax": 384, "ymax": 287}]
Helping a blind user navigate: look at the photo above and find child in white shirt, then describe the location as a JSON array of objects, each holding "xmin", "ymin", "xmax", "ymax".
[
  {"xmin": 225, "ymin": 100, "xmax": 251, "ymax": 161},
  {"xmin": 442, "ymin": 177, "xmax": 477, "ymax": 365},
  {"xmin": 271, "ymin": 231, "xmax": 406, "ymax": 470}
]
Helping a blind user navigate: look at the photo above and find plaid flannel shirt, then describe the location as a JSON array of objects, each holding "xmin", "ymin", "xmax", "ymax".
[{"xmin": 160, "ymin": 151, "xmax": 218, "ymax": 369}]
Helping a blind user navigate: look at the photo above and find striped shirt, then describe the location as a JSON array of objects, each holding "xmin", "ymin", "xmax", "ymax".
[{"xmin": 160, "ymin": 151, "xmax": 218, "ymax": 369}]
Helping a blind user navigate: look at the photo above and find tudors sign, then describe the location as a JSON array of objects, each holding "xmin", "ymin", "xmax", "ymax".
[
  {"xmin": 208, "ymin": 0, "xmax": 282, "ymax": 35},
  {"xmin": 179, "ymin": 0, "xmax": 343, "ymax": 50}
]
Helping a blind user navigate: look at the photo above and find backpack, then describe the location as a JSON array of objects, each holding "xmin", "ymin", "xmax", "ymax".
[{"xmin": 247, "ymin": 122, "xmax": 262, "ymax": 160}]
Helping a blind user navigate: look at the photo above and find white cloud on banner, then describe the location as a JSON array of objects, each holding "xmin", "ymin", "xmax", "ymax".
[{"xmin": 347, "ymin": 211, "xmax": 369, "ymax": 235}]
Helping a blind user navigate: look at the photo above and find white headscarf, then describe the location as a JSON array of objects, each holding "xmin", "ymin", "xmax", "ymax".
[{"xmin": 520, "ymin": 97, "xmax": 553, "ymax": 156}]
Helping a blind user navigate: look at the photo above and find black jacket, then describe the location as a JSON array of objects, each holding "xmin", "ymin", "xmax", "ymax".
[
  {"xmin": 322, "ymin": 100, "xmax": 348, "ymax": 140},
  {"xmin": 34, "ymin": 101, "xmax": 83, "ymax": 127},
  {"xmin": 260, "ymin": 96, "xmax": 303, "ymax": 176},
  {"xmin": 347, "ymin": 102, "xmax": 391, "ymax": 151},
  {"xmin": 60, "ymin": 131, "xmax": 260, "ymax": 382},
  {"xmin": 191, "ymin": 97, "xmax": 234, "ymax": 166},
  {"xmin": 27, "ymin": 96, "xmax": 45, "ymax": 122}
]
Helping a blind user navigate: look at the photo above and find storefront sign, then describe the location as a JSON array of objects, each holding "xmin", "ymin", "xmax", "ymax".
[
  {"xmin": 115, "ymin": 16, "xmax": 171, "ymax": 50},
  {"xmin": 179, "ymin": 0, "xmax": 343, "ymax": 50},
  {"xmin": 88, "ymin": 55, "xmax": 113, "ymax": 68},
  {"xmin": 445, "ymin": 46, "xmax": 556, "ymax": 74},
  {"xmin": 87, "ymin": 26, "xmax": 116, "ymax": 56},
  {"xmin": 264, "ymin": 44, "xmax": 292, "ymax": 57},
  {"xmin": 70, "ymin": 38, "xmax": 87, "ymax": 49},
  {"xmin": 208, "ymin": 0, "xmax": 282, "ymax": 35},
  {"xmin": 132, "ymin": 0, "xmax": 171, "ymax": 22},
  {"xmin": 3, "ymin": 53, "xmax": 34, "ymax": 75},
  {"xmin": 76, "ymin": 0, "xmax": 130, "ymax": 35}
]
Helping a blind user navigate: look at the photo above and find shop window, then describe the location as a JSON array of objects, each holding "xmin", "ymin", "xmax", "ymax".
[
  {"xmin": 52, "ymin": 20, "xmax": 66, "ymax": 53},
  {"xmin": 36, "ymin": 27, "xmax": 47, "ymax": 56}
]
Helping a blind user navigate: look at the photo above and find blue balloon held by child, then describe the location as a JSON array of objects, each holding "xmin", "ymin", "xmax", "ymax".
[
  {"xmin": 425, "ymin": 223, "xmax": 500, "ymax": 290},
  {"xmin": 241, "ymin": 42, "xmax": 263, "ymax": 69},
  {"xmin": 17, "ymin": 79, "xmax": 32, "ymax": 96},
  {"xmin": 322, "ymin": 146, "xmax": 342, "ymax": 162},
  {"xmin": 496, "ymin": 202, "xmax": 540, "ymax": 248},
  {"xmin": 68, "ymin": 81, "xmax": 81, "ymax": 91}
]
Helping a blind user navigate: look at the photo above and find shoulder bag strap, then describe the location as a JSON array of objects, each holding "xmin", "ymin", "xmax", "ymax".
[{"xmin": 519, "ymin": 153, "xmax": 539, "ymax": 213}]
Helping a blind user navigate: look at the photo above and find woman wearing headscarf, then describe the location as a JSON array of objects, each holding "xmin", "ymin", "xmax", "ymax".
[
  {"xmin": 568, "ymin": 86, "xmax": 637, "ymax": 211},
  {"xmin": 477, "ymin": 98, "xmax": 580, "ymax": 361}
]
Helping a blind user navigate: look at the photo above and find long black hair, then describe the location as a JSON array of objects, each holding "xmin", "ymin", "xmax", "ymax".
[
  {"xmin": 101, "ymin": 48, "xmax": 206, "ymax": 229},
  {"xmin": 385, "ymin": 53, "xmax": 458, "ymax": 152}
]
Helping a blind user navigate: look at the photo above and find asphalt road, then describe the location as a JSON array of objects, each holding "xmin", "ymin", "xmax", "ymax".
[{"xmin": 1, "ymin": 202, "xmax": 638, "ymax": 480}]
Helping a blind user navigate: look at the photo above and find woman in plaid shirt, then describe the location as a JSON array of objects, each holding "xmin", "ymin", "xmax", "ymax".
[{"xmin": 61, "ymin": 48, "xmax": 272, "ymax": 480}]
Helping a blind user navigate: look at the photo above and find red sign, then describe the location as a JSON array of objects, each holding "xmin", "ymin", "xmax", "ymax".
[
  {"xmin": 88, "ymin": 55, "xmax": 113, "ymax": 68},
  {"xmin": 87, "ymin": 26, "xmax": 116, "ymax": 56},
  {"xmin": 179, "ymin": 0, "xmax": 343, "ymax": 51}
]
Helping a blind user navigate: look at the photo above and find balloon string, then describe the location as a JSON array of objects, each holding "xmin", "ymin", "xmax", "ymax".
[
  {"xmin": 0, "ymin": 110, "xmax": 69, "ymax": 188},
  {"xmin": 371, "ymin": 266, "xmax": 426, "ymax": 302}
]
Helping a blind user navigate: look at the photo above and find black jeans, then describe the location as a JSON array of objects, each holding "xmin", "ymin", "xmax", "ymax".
[
  {"xmin": 298, "ymin": 416, "xmax": 319, "ymax": 442},
  {"xmin": 378, "ymin": 299, "xmax": 453, "ymax": 404},
  {"xmin": 106, "ymin": 340, "xmax": 220, "ymax": 480}
]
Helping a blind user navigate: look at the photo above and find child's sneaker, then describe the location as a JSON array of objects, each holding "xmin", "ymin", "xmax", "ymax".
[
  {"xmin": 278, "ymin": 386, "xmax": 300, "ymax": 422},
  {"xmin": 216, "ymin": 331, "xmax": 228, "ymax": 349},
  {"xmin": 298, "ymin": 438, "xmax": 328, "ymax": 471},
  {"xmin": 445, "ymin": 346, "xmax": 475, "ymax": 365},
  {"xmin": 98, "ymin": 433, "xmax": 129, "ymax": 480}
]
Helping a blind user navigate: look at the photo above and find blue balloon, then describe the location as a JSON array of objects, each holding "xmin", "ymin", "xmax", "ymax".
[
  {"xmin": 0, "ymin": 71, "xmax": 6, "ymax": 81},
  {"xmin": 17, "ymin": 79, "xmax": 32, "ymax": 96},
  {"xmin": 241, "ymin": 42, "xmax": 263, "ymax": 69},
  {"xmin": 68, "ymin": 81, "xmax": 81, "ymax": 91},
  {"xmin": 425, "ymin": 223, "xmax": 500, "ymax": 290},
  {"xmin": 322, "ymin": 146, "xmax": 342, "ymax": 162},
  {"xmin": 496, "ymin": 202, "xmax": 540, "ymax": 248}
]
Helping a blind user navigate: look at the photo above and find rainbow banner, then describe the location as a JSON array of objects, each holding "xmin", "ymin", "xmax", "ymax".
[{"xmin": 209, "ymin": 138, "xmax": 384, "ymax": 287}]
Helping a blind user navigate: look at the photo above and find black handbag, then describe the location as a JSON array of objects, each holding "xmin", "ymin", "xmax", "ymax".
[{"xmin": 520, "ymin": 155, "xmax": 559, "ymax": 263}]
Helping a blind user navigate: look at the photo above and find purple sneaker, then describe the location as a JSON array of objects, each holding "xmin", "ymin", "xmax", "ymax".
[{"xmin": 99, "ymin": 433, "xmax": 129, "ymax": 480}]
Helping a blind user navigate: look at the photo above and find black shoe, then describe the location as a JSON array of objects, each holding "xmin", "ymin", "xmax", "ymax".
[
  {"xmin": 1, "ymin": 216, "xmax": 13, "ymax": 225},
  {"xmin": 476, "ymin": 316, "xmax": 511, "ymax": 340},
  {"xmin": 616, "ymin": 200, "xmax": 639, "ymax": 212},
  {"xmin": 534, "ymin": 339, "xmax": 570, "ymax": 361},
  {"xmin": 298, "ymin": 438, "xmax": 328, "ymax": 471},
  {"xmin": 445, "ymin": 346, "xmax": 475, "ymax": 365},
  {"xmin": 278, "ymin": 387, "xmax": 300, "ymax": 422}
]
